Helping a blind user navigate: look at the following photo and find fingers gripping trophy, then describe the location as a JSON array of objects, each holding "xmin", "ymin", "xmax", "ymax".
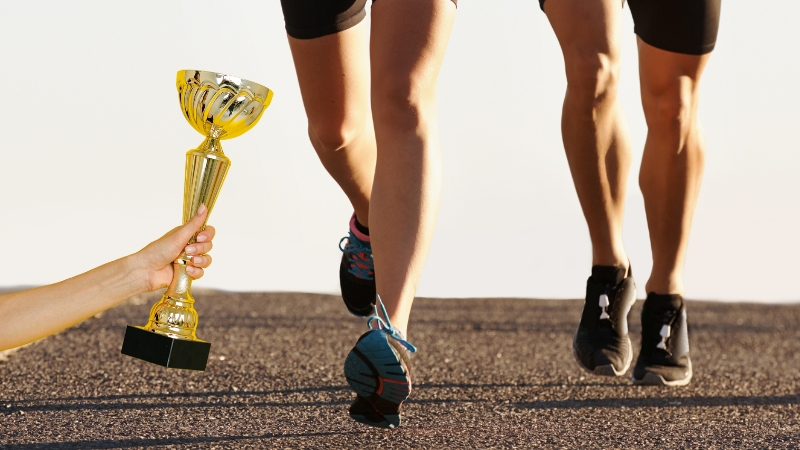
[{"xmin": 121, "ymin": 70, "xmax": 273, "ymax": 371}]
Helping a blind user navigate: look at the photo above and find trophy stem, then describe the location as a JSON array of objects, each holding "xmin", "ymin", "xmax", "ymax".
[
  {"xmin": 182, "ymin": 139, "xmax": 230, "ymax": 225},
  {"xmin": 141, "ymin": 140, "xmax": 231, "ymax": 340}
]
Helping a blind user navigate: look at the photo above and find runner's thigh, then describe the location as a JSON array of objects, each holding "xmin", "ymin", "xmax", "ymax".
[
  {"xmin": 280, "ymin": 0, "xmax": 371, "ymax": 133},
  {"xmin": 542, "ymin": 0, "xmax": 624, "ymax": 63},
  {"xmin": 369, "ymin": 0, "xmax": 456, "ymax": 107}
]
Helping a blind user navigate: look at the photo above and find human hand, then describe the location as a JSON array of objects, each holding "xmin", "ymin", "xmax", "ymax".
[{"xmin": 132, "ymin": 205, "xmax": 216, "ymax": 291}]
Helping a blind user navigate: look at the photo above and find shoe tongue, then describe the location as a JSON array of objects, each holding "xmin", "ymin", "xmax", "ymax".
[
  {"xmin": 591, "ymin": 265, "xmax": 626, "ymax": 286},
  {"xmin": 644, "ymin": 293, "xmax": 684, "ymax": 313}
]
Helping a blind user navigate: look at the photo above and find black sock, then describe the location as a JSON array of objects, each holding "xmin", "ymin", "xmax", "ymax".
[{"xmin": 354, "ymin": 217, "xmax": 370, "ymax": 236}]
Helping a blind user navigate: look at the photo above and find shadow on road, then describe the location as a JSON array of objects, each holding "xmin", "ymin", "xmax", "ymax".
[
  {"xmin": 2, "ymin": 381, "xmax": 622, "ymax": 408},
  {"xmin": 513, "ymin": 394, "xmax": 800, "ymax": 409},
  {"xmin": 1, "ymin": 398, "xmax": 351, "ymax": 414},
  {"xmin": 0, "ymin": 432, "xmax": 354, "ymax": 450},
  {"xmin": 4, "ymin": 383, "xmax": 798, "ymax": 414},
  {"xmin": 32, "ymin": 385, "xmax": 351, "ymax": 403}
]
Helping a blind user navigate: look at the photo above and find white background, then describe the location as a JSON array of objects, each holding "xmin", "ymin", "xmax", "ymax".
[{"xmin": 0, "ymin": 1, "xmax": 797, "ymax": 302}]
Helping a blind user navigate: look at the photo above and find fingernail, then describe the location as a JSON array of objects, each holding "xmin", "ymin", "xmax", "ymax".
[
  {"xmin": 196, "ymin": 235, "xmax": 207, "ymax": 242},
  {"xmin": 185, "ymin": 245, "xmax": 196, "ymax": 254},
  {"xmin": 197, "ymin": 204, "xmax": 207, "ymax": 215},
  {"xmin": 193, "ymin": 256, "xmax": 203, "ymax": 264}
]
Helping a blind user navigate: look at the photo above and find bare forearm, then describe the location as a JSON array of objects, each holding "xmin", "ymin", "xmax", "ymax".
[
  {"xmin": 0, "ymin": 208, "xmax": 214, "ymax": 352},
  {"xmin": 0, "ymin": 254, "xmax": 148, "ymax": 351}
]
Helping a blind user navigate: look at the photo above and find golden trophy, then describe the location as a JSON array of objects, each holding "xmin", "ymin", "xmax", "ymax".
[{"xmin": 121, "ymin": 70, "xmax": 273, "ymax": 370}]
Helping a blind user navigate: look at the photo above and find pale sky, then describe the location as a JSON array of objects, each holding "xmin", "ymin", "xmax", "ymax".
[{"xmin": 0, "ymin": 1, "xmax": 797, "ymax": 302}]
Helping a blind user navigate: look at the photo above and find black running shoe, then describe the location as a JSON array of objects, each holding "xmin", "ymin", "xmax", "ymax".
[
  {"xmin": 573, "ymin": 265, "xmax": 637, "ymax": 376},
  {"xmin": 632, "ymin": 293, "xmax": 692, "ymax": 386},
  {"xmin": 339, "ymin": 214, "xmax": 375, "ymax": 317},
  {"xmin": 344, "ymin": 296, "xmax": 416, "ymax": 429}
]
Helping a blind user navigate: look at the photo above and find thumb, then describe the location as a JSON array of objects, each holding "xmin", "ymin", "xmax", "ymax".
[{"xmin": 172, "ymin": 204, "xmax": 208, "ymax": 245}]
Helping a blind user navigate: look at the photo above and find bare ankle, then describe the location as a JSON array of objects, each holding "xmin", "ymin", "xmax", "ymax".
[{"xmin": 645, "ymin": 278, "xmax": 684, "ymax": 296}]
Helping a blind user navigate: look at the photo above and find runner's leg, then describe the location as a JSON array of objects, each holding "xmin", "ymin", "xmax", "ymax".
[
  {"xmin": 368, "ymin": 0, "xmax": 456, "ymax": 336},
  {"xmin": 630, "ymin": 0, "xmax": 718, "ymax": 384},
  {"xmin": 544, "ymin": 0, "xmax": 631, "ymax": 269},
  {"xmin": 343, "ymin": 0, "xmax": 455, "ymax": 428},
  {"xmin": 544, "ymin": 0, "xmax": 637, "ymax": 377},
  {"xmin": 633, "ymin": 39, "xmax": 712, "ymax": 386},
  {"xmin": 637, "ymin": 39, "xmax": 711, "ymax": 296}
]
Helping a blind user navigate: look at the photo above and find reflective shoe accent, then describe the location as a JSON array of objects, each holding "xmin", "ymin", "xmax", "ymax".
[
  {"xmin": 344, "ymin": 296, "xmax": 416, "ymax": 429},
  {"xmin": 632, "ymin": 293, "xmax": 692, "ymax": 386},
  {"xmin": 656, "ymin": 325, "xmax": 671, "ymax": 350},
  {"xmin": 339, "ymin": 214, "xmax": 376, "ymax": 317},
  {"xmin": 599, "ymin": 294, "xmax": 610, "ymax": 320},
  {"xmin": 573, "ymin": 265, "xmax": 637, "ymax": 376}
]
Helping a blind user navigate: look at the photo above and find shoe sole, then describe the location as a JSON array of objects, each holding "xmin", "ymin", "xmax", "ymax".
[
  {"xmin": 572, "ymin": 332, "xmax": 633, "ymax": 377},
  {"xmin": 350, "ymin": 410, "xmax": 394, "ymax": 429},
  {"xmin": 631, "ymin": 361, "xmax": 693, "ymax": 387},
  {"xmin": 344, "ymin": 331, "xmax": 410, "ymax": 428}
]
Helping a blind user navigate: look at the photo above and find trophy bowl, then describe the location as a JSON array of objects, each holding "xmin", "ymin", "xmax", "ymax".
[{"xmin": 177, "ymin": 69, "xmax": 274, "ymax": 141}]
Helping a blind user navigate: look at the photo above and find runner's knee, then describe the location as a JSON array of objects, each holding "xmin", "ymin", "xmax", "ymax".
[
  {"xmin": 307, "ymin": 114, "xmax": 368, "ymax": 155},
  {"xmin": 564, "ymin": 51, "xmax": 620, "ymax": 109},
  {"xmin": 372, "ymin": 72, "xmax": 436, "ymax": 133},
  {"xmin": 642, "ymin": 80, "xmax": 697, "ymax": 139}
]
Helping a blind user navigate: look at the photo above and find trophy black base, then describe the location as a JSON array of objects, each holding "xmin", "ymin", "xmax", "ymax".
[{"xmin": 120, "ymin": 326, "xmax": 210, "ymax": 371}]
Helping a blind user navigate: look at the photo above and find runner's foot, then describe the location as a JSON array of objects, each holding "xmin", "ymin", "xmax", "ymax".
[
  {"xmin": 632, "ymin": 293, "xmax": 692, "ymax": 386},
  {"xmin": 344, "ymin": 296, "xmax": 416, "ymax": 428},
  {"xmin": 339, "ymin": 213, "xmax": 376, "ymax": 317},
  {"xmin": 573, "ymin": 265, "xmax": 637, "ymax": 376}
]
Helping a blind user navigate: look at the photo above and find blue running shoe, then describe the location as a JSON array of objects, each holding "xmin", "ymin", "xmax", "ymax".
[
  {"xmin": 344, "ymin": 296, "xmax": 416, "ymax": 429},
  {"xmin": 339, "ymin": 214, "xmax": 376, "ymax": 317}
]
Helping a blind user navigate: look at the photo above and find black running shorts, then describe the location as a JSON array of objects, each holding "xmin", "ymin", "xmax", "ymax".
[
  {"xmin": 539, "ymin": 0, "xmax": 721, "ymax": 55},
  {"xmin": 281, "ymin": 0, "xmax": 458, "ymax": 40}
]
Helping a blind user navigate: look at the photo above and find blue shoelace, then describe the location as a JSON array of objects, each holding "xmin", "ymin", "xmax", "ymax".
[
  {"xmin": 339, "ymin": 231, "xmax": 374, "ymax": 280},
  {"xmin": 366, "ymin": 295, "xmax": 417, "ymax": 353}
]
